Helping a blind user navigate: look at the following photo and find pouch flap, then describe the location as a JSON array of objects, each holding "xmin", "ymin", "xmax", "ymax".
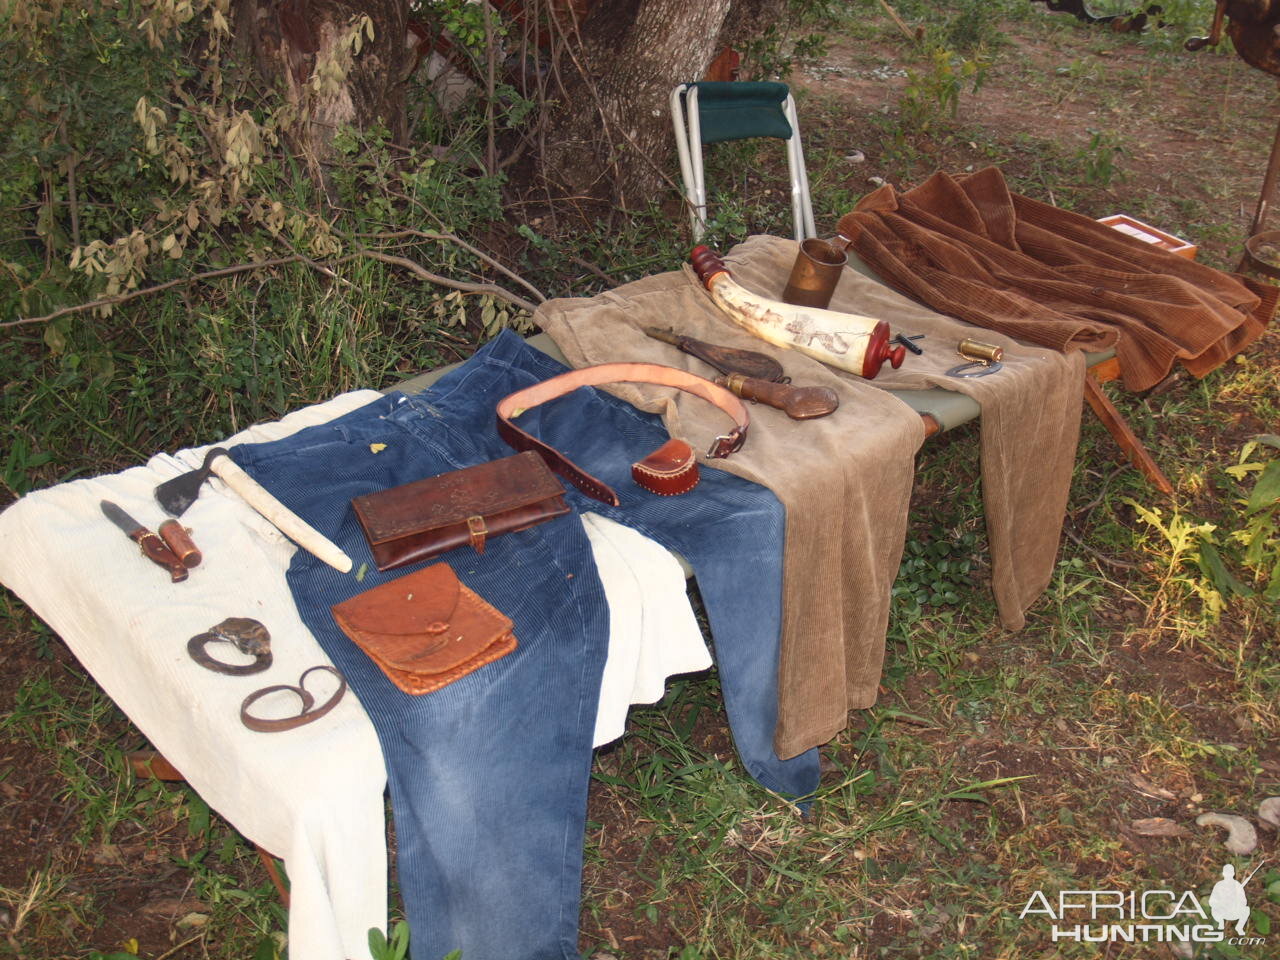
[
  {"xmin": 332, "ymin": 564, "xmax": 513, "ymax": 675},
  {"xmin": 334, "ymin": 564, "xmax": 459, "ymax": 634}
]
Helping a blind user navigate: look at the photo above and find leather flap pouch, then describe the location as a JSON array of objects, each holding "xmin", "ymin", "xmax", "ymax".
[
  {"xmin": 331, "ymin": 564, "xmax": 515, "ymax": 682},
  {"xmin": 351, "ymin": 451, "xmax": 570, "ymax": 571}
]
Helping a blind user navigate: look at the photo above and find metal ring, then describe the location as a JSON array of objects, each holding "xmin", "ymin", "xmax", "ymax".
[
  {"xmin": 240, "ymin": 666, "xmax": 347, "ymax": 733},
  {"xmin": 945, "ymin": 360, "xmax": 1004, "ymax": 378},
  {"xmin": 187, "ymin": 621, "xmax": 273, "ymax": 676}
]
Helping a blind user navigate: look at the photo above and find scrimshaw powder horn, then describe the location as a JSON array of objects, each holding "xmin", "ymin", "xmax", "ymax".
[{"xmin": 690, "ymin": 246, "xmax": 905, "ymax": 379}]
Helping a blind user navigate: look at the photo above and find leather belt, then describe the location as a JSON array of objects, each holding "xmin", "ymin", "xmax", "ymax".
[{"xmin": 495, "ymin": 363, "xmax": 750, "ymax": 505}]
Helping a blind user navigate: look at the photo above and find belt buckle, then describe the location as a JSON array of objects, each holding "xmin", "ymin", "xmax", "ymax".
[{"xmin": 706, "ymin": 430, "xmax": 745, "ymax": 459}]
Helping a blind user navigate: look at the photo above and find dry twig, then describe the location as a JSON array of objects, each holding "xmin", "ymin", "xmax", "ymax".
[
  {"xmin": 6, "ymin": 242, "xmax": 539, "ymax": 328},
  {"xmin": 355, "ymin": 249, "xmax": 538, "ymax": 313},
  {"xmin": 368, "ymin": 222, "xmax": 548, "ymax": 302},
  {"xmin": 878, "ymin": 0, "xmax": 923, "ymax": 42}
]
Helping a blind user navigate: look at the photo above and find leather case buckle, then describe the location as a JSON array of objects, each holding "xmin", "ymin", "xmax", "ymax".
[{"xmin": 467, "ymin": 515, "xmax": 487, "ymax": 554}]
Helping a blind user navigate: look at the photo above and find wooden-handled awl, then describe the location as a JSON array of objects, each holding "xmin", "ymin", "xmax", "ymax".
[{"xmin": 155, "ymin": 448, "xmax": 353, "ymax": 573}]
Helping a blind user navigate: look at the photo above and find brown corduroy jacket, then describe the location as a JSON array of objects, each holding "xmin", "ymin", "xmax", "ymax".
[{"xmin": 836, "ymin": 167, "xmax": 1277, "ymax": 391}]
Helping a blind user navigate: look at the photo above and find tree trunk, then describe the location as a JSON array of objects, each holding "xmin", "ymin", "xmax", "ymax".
[
  {"xmin": 234, "ymin": 0, "xmax": 411, "ymax": 188},
  {"xmin": 538, "ymin": 0, "xmax": 735, "ymax": 206}
]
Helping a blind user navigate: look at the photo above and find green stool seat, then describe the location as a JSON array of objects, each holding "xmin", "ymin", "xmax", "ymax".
[{"xmin": 690, "ymin": 81, "xmax": 793, "ymax": 143}]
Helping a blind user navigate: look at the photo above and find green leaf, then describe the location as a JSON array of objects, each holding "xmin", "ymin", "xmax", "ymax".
[
  {"xmin": 1264, "ymin": 557, "xmax": 1280, "ymax": 603},
  {"xmin": 252, "ymin": 936, "xmax": 279, "ymax": 960},
  {"xmin": 763, "ymin": 859, "xmax": 811, "ymax": 881},
  {"xmin": 185, "ymin": 793, "xmax": 211, "ymax": 838},
  {"xmin": 1196, "ymin": 541, "xmax": 1254, "ymax": 598},
  {"xmin": 1252, "ymin": 433, "xmax": 1280, "ymax": 450},
  {"xmin": 1246, "ymin": 461, "xmax": 1280, "ymax": 515},
  {"xmin": 1251, "ymin": 908, "xmax": 1271, "ymax": 936},
  {"xmin": 44, "ymin": 319, "xmax": 69, "ymax": 355},
  {"xmin": 389, "ymin": 921, "xmax": 411, "ymax": 960}
]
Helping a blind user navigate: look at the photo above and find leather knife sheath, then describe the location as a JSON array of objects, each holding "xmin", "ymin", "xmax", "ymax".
[{"xmin": 100, "ymin": 500, "xmax": 188, "ymax": 582}]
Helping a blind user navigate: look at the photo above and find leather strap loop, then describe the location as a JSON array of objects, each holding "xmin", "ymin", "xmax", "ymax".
[
  {"xmin": 466, "ymin": 515, "xmax": 487, "ymax": 554},
  {"xmin": 496, "ymin": 363, "xmax": 750, "ymax": 506},
  {"xmin": 240, "ymin": 666, "xmax": 347, "ymax": 733}
]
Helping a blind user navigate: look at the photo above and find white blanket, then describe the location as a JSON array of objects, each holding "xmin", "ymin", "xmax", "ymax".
[{"xmin": 0, "ymin": 391, "xmax": 708, "ymax": 960}]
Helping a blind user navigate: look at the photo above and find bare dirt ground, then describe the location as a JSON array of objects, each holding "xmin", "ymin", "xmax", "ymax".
[
  {"xmin": 3, "ymin": 6, "xmax": 1279, "ymax": 960},
  {"xmin": 794, "ymin": 10, "xmax": 1280, "ymax": 273}
]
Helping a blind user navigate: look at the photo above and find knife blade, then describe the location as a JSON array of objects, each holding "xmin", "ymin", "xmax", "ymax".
[{"xmin": 100, "ymin": 500, "xmax": 189, "ymax": 582}]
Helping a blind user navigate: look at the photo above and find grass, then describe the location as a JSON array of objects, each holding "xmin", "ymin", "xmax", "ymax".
[
  {"xmin": 584, "ymin": 669, "xmax": 1030, "ymax": 959},
  {"xmin": 3, "ymin": 0, "xmax": 1280, "ymax": 957}
]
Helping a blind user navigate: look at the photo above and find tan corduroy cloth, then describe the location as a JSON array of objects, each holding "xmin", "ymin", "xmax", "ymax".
[
  {"xmin": 837, "ymin": 167, "xmax": 1278, "ymax": 392},
  {"xmin": 535, "ymin": 253, "xmax": 926, "ymax": 759},
  {"xmin": 726, "ymin": 234, "xmax": 1085, "ymax": 633}
]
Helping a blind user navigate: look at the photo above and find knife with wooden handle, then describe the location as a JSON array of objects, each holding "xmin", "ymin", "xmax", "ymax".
[
  {"xmin": 715, "ymin": 373, "xmax": 840, "ymax": 420},
  {"xmin": 100, "ymin": 500, "xmax": 189, "ymax": 582},
  {"xmin": 643, "ymin": 326, "xmax": 787, "ymax": 382}
]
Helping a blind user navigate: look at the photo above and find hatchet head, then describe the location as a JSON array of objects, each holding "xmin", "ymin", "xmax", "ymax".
[{"xmin": 154, "ymin": 447, "xmax": 228, "ymax": 516}]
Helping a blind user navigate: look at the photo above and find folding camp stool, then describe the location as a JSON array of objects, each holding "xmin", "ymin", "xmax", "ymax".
[{"xmin": 671, "ymin": 81, "xmax": 817, "ymax": 242}]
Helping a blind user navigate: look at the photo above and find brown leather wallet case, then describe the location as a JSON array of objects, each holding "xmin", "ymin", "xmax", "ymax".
[
  {"xmin": 331, "ymin": 564, "xmax": 516, "ymax": 694},
  {"xmin": 351, "ymin": 451, "xmax": 570, "ymax": 571}
]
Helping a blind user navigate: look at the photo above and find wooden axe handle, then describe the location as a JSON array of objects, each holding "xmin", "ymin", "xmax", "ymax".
[{"xmin": 210, "ymin": 456, "xmax": 354, "ymax": 573}]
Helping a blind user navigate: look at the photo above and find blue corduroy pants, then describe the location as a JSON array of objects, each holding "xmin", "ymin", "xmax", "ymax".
[{"xmin": 230, "ymin": 331, "xmax": 818, "ymax": 959}]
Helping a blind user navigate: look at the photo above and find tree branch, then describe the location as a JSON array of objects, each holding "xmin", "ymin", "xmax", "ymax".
[
  {"xmin": 355, "ymin": 249, "xmax": 538, "ymax": 313},
  {"xmin": 483, "ymin": 0, "xmax": 498, "ymax": 177},
  {"xmin": 878, "ymin": 0, "xmax": 922, "ymax": 42},
  {"xmin": 4, "ymin": 256, "xmax": 314, "ymax": 328},
  {"xmin": 6, "ymin": 242, "xmax": 539, "ymax": 328},
  {"xmin": 365, "ymin": 222, "xmax": 548, "ymax": 302}
]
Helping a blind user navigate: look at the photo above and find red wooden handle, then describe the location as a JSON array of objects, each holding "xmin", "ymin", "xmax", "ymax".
[{"xmin": 690, "ymin": 245, "xmax": 728, "ymax": 287}]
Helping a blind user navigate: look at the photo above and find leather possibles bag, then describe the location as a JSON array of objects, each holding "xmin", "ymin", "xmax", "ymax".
[
  {"xmin": 351, "ymin": 451, "xmax": 569, "ymax": 571},
  {"xmin": 331, "ymin": 564, "xmax": 516, "ymax": 695}
]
